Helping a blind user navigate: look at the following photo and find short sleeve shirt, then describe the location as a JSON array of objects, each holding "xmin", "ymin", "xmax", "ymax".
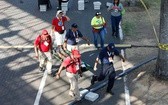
[
  {"xmin": 108, "ymin": 3, "xmax": 124, "ymax": 16},
  {"xmin": 91, "ymin": 16, "xmax": 106, "ymax": 29},
  {"xmin": 65, "ymin": 29, "xmax": 83, "ymax": 45},
  {"xmin": 98, "ymin": 47, "xmax": 120, "ymax": 64},
  {"xmin": 34, "ymin": 35, "xmax": 52, "ymax": 52},
  {"xmin": 62, "ymin": 57, "xmax": 81, "ymax": 74},
  {"xmin": 52, "ymin": 16, "xmax": 67, "ymax": 32}
]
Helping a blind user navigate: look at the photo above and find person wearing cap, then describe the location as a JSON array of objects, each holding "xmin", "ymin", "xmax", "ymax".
[
  {"xmin": 107, "ymin": 0, "xmax": 125, "ymax": 37},
  {"xmin": 64, "ymin": 23, "xmax": 90, "ymax": 51},
  {"xmin": 52, "ymin": 10, "xmax": 70, "ymax": 59},
  {"xmin": 91, "ymin": 11, "xmax": 107, "ymax": 49},
  {"xmin": 34, "ymin": 30, "xmax": 53, "ymax": 74},
  {"xmin": 91, "ymin": 43, "xmax": 125, "ymax": 95},
  {"xmin": 55, "ymin": 49, "xmax": 82, "ymax": 101}
]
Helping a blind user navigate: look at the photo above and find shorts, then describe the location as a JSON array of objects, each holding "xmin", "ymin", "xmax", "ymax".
[
  {"xmin": 67, "ymin": 44, "xmax": 79, "ymax": 51},
  {"xmin": 54, "ymin": 30, "xmax": 66, "ymax": 46}
]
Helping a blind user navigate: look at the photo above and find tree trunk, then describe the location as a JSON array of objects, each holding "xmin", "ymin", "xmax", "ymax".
[{"xmin": 156, "ymin": 0, "xmax": 168, "ymax": 79}]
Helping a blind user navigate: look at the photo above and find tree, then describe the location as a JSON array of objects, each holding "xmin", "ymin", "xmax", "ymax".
[{"xmin": 156, "ymin": 0, "xmax": 168, "ymax": 80}]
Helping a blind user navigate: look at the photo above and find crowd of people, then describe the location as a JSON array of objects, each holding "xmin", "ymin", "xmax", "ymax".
[{"xmin": 34, "ymin": 0, "xmax": 125, "ymax": 101}]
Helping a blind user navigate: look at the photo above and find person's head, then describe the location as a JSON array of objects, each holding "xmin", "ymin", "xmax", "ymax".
[
  {"xmin": 71, "ymin": 23, "xmax": 78, "ymax": 31},
  {"xmin": 56, "ymin": 10, "xmax": 64, "ymax": 18},
  {"xmin": 41, "ymin": 29, "xmax": 49, "ymax": 37},
  {"xmin": 113, "ymin": 0, "xmax": 120, "ymax": 5},
  {"xmin": 95, "ymin": 11, "xmax": 101, "ymax": 18},
  {"xmin": 71, "ymin": 49, "xmax": 81, "ymax": 60},
  {"xmin": 107, "ymin": 43, "xmax": 115, "ymax": 51}
]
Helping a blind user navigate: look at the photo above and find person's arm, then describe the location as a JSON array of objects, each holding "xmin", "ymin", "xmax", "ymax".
[
  {"xmin": 56, "ymin": 63, "xmax": 64, "ymax": 79},
  {"xmin": 64, "ymin": 15, "xmax": 70, "ymax": 21},
  {"xmin": 107, "ymin": 4, "xmax": 113, "ymax": 11},
  {"xmin": 93, "ymin": 57, "xmax": 99, "ymax": 71},
  {"xmin": 78, "ymin": 59, "xmax": 83, "ymax": 77},
  {"xmin": 119, "ymin": 54, "xmax": 125, "ymax": 62},
  {"xmin": 34, "ymin": 45, "xmax": 39, "ymax": 59},
  {"xmin": 34, "ymin": 37, "xmax": 39, "ymax": 59},
  {"xmin": 81, "ymin": 36, "xmax": 90, "ymax": 45},
  {"xmin": 63, "ymin": 39, "xmax": 67, "ymax": 50}
]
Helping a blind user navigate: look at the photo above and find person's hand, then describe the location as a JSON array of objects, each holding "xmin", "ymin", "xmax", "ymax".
[
  {"xmin": 87, "ymin": 40, "xmax": 90, "ymax": 45},
  {"xmin": 93, "ymin": 66, "xmax": 97, "ymax": 71},
  {"xmin": 79, "ymin": 73, "xmax": 83, "ymax": 77},
  {"xmin": 55, "ymin": 73, "xmax": 60, "ymax": 79},
  {"xmin": 35, "ymin": 55, "xmax": 38, "ymax": 59},
  {"xmin": 122, "ymin": 58, "xmax": 126, "ymax": 62}
]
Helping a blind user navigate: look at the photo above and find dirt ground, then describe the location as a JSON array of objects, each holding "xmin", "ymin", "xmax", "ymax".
[{"xmin": 122, "ymin": 1, "xmax": 168, "ymax": 105}]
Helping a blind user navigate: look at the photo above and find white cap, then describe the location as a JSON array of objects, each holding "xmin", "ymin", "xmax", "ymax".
[{"xmin": 56, "ymin": 10, "xmax": 63, "ymax": 17}]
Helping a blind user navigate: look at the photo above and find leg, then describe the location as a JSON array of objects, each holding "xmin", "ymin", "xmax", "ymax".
[
  {"xmin": 58, "ymin": 0, "xmax": 62, "ymax": 10},
  {"xmin": 38, "ymin": 51, "xmax": 46, "ymax": 71},
  {"xmin": 54, "ymin": 32, "xmax": 67, "ymax": 59},
  {"xmin": 106, "ymin": 65, "xmax": 116, "ymax": 93},
  {"xmin": 91, "ymin": 64, "xmax": 107, "ymax": 85},
  {"xmin": 111, "ymin": 15, "xmax": 116, "ymax": 36},
  {"xmin": 93, "ymin": 31, "xmax": 99, "ymax": 48},
  {"xmin": 66, "ymin": 72, "xmax": 81, "ymax": 100},
  {"xmin": 115, "ymin": 15, "xmax": 122, "ymax": 37},
  {"xmin": 45, "ymin": 52, "xmax": 52, "ymax": 74},
  {"xmin": 99, "ymin": 29, "xmax": 105, "ymax": 48}
]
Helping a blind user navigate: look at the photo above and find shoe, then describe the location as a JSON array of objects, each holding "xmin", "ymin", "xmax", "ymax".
[
  {"xmin": 106, "ymin": 90, "xmax": 114, "ymax": 95},
  {"xmin": 91, "ymin": 75, "xmax": 96, "ymax": 85},
  {"xmin": 75, "ymin": 97, "xmax": 81, "ymax": 101},
  {"xmin": 47, "ymin": 71, "xmax": 52, "ymax": 75},
  {"xmin": 39, "ymin": 67, "xmax": 45, "ymax": 72},
  {"xmin": 69, "ymin": 92, "xmax": 75, "ymax": 97}
]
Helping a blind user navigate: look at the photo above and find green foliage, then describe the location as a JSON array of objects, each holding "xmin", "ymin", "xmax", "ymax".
[
  {"xmin": 136, "ymin": 0, "xmax": 151, "ymax": 9},
  {"xmin": 122, "ymin": 20, "xmax": 135, "ymax": 36}
]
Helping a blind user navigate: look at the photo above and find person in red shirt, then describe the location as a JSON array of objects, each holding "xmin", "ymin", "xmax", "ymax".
[
  {"xmin": 52, "ymin": 10, "xmax": 70, "ymax": 59},
  {"xmin": 34, "ymin": 29, "xmax": 53, "ymax": 74},
  {"xmin": 56, "ymin": 49, "xmax": 82, "ymax": 101}
]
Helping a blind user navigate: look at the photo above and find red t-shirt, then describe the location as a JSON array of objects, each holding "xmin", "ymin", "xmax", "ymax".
[
  {"xmin": 34, "ymin": 35, "xmax": 52, "ymax": 52},
  {"xmin": 52, "ymin": 16, "xmax": 67, "ymax": 32},
  {"xmin": 62, "ymin": 57, "xmax": 81, "ymax": 74}
]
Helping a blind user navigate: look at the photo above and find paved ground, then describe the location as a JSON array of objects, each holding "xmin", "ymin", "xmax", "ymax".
[{"xmin": 0, "ymin": 0, "xmax": 128, "ymax": 105}]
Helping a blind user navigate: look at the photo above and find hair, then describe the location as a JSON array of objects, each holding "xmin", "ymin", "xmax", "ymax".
[{"xmin": 113, "ymin": 0, "xmax": 120, "ymax": 6}]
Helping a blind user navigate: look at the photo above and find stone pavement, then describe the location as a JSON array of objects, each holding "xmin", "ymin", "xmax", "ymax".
[{"xmin": 0, "ymin": 0, "xmax": 126, "ymax": 105}]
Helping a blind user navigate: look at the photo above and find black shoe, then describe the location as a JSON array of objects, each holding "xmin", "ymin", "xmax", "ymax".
[
  {"xmin": 39, "ymin": 67, "xmax": 45, "ymax": 72},
  {"xmin": 106, "ymin": 90, "xmax": 114, "ymax": 95},
  {"xmin": 91, "ymin": 75, "xmax": 96, "ymax": 85}
]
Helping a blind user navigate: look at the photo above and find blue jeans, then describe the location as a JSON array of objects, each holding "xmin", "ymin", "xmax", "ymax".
[
  {"xmin": 92, "ymin": 28, "xmax": 105, "ymax": 48},
  {"xmin": 111, "ymin": 15, "xmax": 122, "ymax": 37}
]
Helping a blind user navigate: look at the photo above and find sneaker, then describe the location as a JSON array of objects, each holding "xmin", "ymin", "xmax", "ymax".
[
  {"xmin": 91, "ymin": 75, "xmax": 96, "ymax": 85},
  {"xmin": 106, "ymin": 90, "xmax": 114, "ymax": 95},
  {"xmin": 69, "ymin": 92, "xmax": 75, "ymax": 97},
  {"xmin": 75, "ymin": 97, "xmax": 81, "ymax": 101}
]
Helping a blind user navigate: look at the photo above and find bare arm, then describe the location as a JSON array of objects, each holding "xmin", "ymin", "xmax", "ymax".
[
  {"xmin": 119, "ymin": 54, "xmax": 125, "ymax": 62},
  {"xmin": 34, "ymin": 44, "xmax": 39, "ymax": 58},
  {"xmin": 93, "ymin": 57, "xmax": 99, "ymax": 71},
  {"xmin": 81, "ymin": 36, "xmax": 90, "ymax": 45},
  {"xmin": 56, "ymin": 63, "xmax": 64, "ymax": 79},
  {"xmin": 65, "ymin": 15, "xmax": 70, "ymax": 21}
]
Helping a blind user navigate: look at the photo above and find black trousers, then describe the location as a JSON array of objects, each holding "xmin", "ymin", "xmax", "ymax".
[
  {"xmin": 38, "ymin": 0, "xmax": 52, "ymax": 9},
  {"xmin": 97, "ymin": 63, "xmax": 116, "ymax": 91}
]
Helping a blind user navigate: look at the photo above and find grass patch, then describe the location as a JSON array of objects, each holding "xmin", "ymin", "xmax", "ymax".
[{"xmin": 122, "ymin": 20, "xmax": 135, "ymax": 36}]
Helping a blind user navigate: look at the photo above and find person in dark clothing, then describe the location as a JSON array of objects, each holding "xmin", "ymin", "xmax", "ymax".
[
  {"xmin": 57, "ymin": 0, "xmax": 62, "ymax": 10},
  {"xmin": 64, "ymin": 23, "xmax": 90, "ymax": 51},
  {"xmin": 91, "ymin": 43, "xmax": 125, "ymax": 95}
]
